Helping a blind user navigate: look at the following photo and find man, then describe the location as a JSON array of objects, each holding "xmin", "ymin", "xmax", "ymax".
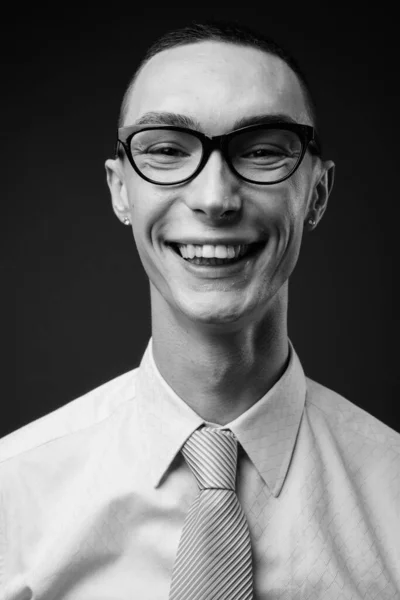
[{"xmin": 1, "ymin": 21, "xmax": 399, "ymax": 600}]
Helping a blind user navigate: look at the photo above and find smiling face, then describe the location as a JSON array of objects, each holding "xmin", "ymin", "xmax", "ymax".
[{"xmin": 106, "ymin": 41, "xmax": 333, "ymax": 329}]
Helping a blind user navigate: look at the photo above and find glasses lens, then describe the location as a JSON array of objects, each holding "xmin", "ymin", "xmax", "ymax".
[
  {"xmin": 228, "ymin": 128, "xmax": 303, "ymax": 183},
  {"xmin": 129, "ymin": 129, "xmax": 203, "ymax": 183}
]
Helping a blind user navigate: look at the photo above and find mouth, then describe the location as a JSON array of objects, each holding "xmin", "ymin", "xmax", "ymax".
[{"xmin": 166, "ymin": 242, "xmax": 265, "ymax": 267}]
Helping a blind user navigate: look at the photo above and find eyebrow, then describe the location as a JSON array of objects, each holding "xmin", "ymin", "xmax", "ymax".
[
  {"xmin": 133, "ymin": 112, "xmax": 202, "ymax": 130},
  {"xmin": 132, "ymin": 111, "xmax": 300, "ymax": 132},
  {"xmin": 233, "ymin": 113, "xmax": 298, "ymax": 129}
]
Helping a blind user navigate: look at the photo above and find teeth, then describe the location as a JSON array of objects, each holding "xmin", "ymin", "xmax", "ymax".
[
  {"xmin": 215, "ymin": 245, "xmax": 228, "ymax": 259},
  {"xmin": 176, "ymin": 243, "xmax": 248, "ymax": 259},
  {"xmin": 202, "ymin": 245, "xmax": 214, "ymax": 258}
]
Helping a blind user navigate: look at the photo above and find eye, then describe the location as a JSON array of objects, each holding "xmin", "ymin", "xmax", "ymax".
[
  {"xmin": 146, "ymin": 144, "xmax": 190, "ymax": 157},
  {"xmin": 243, "ymin": 146, "xmax": 289, "ymax": 159}
]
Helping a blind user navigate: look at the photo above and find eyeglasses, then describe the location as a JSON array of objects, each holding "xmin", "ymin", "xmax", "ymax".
[{"xmin": 116, "ymin": 122, "xmax": 321, "ymax": 186}]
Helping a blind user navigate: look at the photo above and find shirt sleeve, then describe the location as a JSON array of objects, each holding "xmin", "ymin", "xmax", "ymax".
[{"xmin": 0, "ymin": 486, "xmax": 6, "ymax": 595}]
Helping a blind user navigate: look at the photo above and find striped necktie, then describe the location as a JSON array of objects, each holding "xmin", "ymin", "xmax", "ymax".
[{"xmin": 169, "ymin": 426, "xmax": 253, "ymax": 600}]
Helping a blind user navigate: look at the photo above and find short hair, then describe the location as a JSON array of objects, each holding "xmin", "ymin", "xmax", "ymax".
[{"xmin": 118, "ymin": 20, "xmax": 318, "ymax": 131}]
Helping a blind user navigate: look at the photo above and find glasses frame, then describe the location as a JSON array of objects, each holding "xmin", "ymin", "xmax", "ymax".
[{"xmin": 116, "ymin": 122, "xmax": 321, "ymax": 186}]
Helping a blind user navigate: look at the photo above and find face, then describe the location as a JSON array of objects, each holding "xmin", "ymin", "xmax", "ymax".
[{"xmin": 106, "ymin": 41, "xmax": 333, "ymax": 328}]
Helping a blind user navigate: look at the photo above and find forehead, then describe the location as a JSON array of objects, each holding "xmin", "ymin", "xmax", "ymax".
[{"xmin": 124, "ymin": 41, "xmax": 311, "ymax": 133}]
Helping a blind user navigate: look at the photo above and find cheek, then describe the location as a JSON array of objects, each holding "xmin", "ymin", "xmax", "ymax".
[
  {"xmin": 260, "ymin": 177, "xmax": 310, "ymax": 278},
  {"xmin": 279, "ymin": 177, "xmax": 313, "ymax": 272},
  {"xmin": 127, "ymin": 178, "xmax": 168, "ymax": 248},
  {"xmin": 256, "ymin": 179, "xmax": 307, "ymax": 240},
  {"xmin": 126, "ymin": 181, "xmax": 178, "ymax": 286},
  {"xmin": 279, "ymin": 170, "xmax": 312, "ymax": 232}
]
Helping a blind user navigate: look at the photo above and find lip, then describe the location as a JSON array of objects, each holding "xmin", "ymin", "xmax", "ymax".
[
  {"xmin": 165, "ymin": 240, "xmax": 266, "ymax": 279},
  {"xmin": 166, "ymin": 238, "xmax": 260, "ymax": 246}
]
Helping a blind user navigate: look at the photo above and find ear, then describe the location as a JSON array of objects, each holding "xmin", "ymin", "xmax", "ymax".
[
  {"xmin": 306, "ymin": 160, "xmax": 335, "ymax": 230},
  {"xmin": 105, "ymin": 158, "xmax": 131, "ymax": 224}
]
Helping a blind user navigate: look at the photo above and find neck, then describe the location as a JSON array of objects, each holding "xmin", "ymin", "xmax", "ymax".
[{"xmin": 151, "ymin": 286, "xmax": 289, "ymax": 425}]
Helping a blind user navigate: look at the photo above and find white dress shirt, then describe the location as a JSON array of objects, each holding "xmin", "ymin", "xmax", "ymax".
[{"xmin": 1, "ymin": 340, "xmax": 399, "ymax": 599}]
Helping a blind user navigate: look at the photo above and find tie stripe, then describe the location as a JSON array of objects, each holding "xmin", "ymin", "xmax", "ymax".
[{"xmin": 169, "ymin": 427, "xmax": 253, "ymax": 600}]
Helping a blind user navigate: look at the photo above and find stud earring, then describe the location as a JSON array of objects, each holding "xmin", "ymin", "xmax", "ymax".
[
  {"xmin": 123, "ymin": 217, "xmax": 130, "ymax": 226},
  {"xmin": 308, "ymin": 218, "xmax": 316, "ymax": 226}
]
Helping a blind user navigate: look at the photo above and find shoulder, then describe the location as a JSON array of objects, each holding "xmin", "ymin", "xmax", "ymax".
[
  {"xmin": 305, "ymin": 376, "xmax": 400, "ymax": 456},
  {"xmin": 0, "ymin": 367, "xmax": 139, "ymax": 464},
  {"xmin": 304, "ymin": 378, "xmax": 400, "ymax": 527}
]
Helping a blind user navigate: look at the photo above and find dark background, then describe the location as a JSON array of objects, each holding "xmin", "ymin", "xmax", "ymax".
[{"xmin": 5, "ymin": 6, "xmax": 399, "ymax": 437}]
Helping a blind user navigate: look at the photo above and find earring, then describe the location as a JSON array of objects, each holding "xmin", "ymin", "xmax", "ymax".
[
  {"xmin": 308, "ymin": 218, "xmax": 316, "ymax": 226},
  {"xmin": 123, "ymin": 217, "xmax": 130, "ymax": 226}
]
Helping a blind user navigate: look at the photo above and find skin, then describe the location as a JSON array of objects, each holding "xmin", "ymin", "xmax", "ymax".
[{"xmin": 106, "ymin": 41, "xmax": 335, "ymax": 425}]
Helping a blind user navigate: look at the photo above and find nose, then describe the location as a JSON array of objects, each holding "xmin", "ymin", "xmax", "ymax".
[{"xmin": 185, "ymin": 150, "xmax": 242, "ymax": 222}]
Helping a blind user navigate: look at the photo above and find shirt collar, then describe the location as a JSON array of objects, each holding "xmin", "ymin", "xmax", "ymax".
[
  {"xmin": 135, "ymin": 339, "xmax": 306, "ymax": 496},
  {"xmin": 135, "ymin": 341, "xmax": 204, "ymax": 488},
  {"xmin": 228, "ymin": 345, "xmax": 306, "ymax": 497}
]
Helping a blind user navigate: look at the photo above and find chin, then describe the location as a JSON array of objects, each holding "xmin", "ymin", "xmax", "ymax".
[{"xmin": 175, "ymin": 293, "xmax": 257, "ymax": 328}]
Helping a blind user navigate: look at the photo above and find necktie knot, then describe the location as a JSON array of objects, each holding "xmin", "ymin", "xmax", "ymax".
[
  {"xmin": 171, "ymin": 426, "xmax": 253, "ymax": 599},
  {"xmin": 182, "ymin": 427, "xmax": 238, "ymax": 491}
]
